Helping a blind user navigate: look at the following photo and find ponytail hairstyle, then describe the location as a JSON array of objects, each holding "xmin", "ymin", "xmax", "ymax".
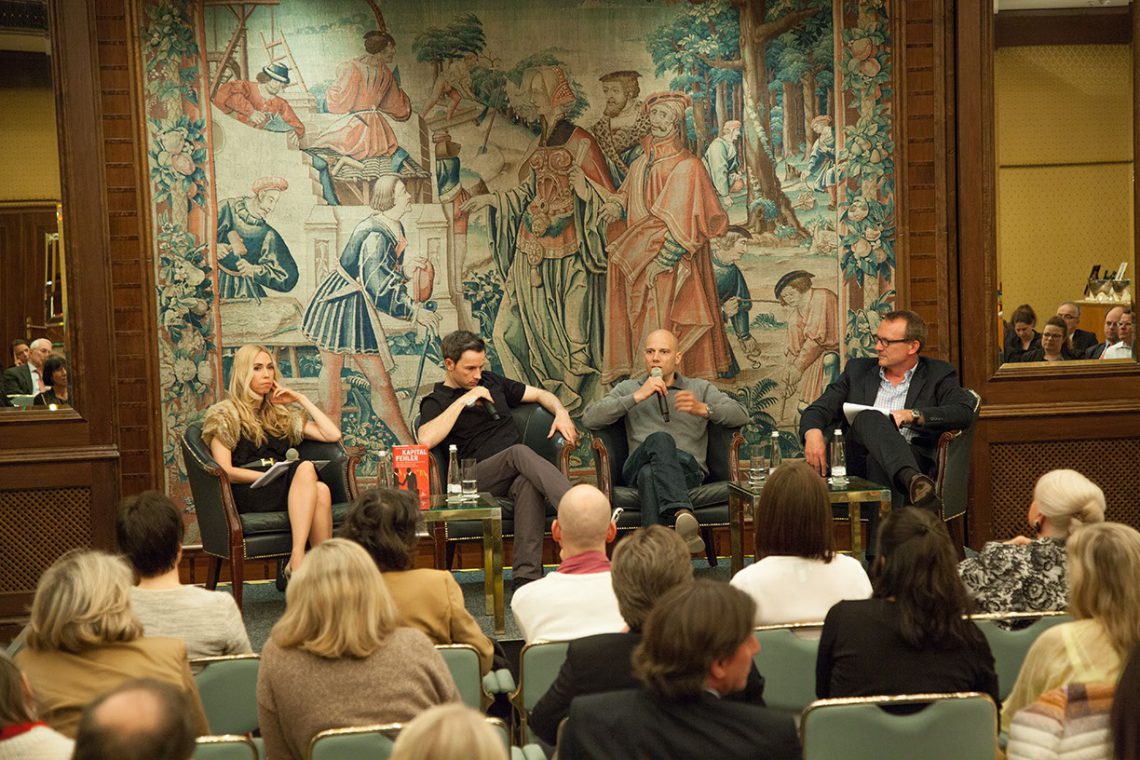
[
  {"xmin": 1032, "ymin": 469, "xmax": 1105, "ymax": 539},
  {"xmin": 872, "ymin": 507, "xmax": 980, "ymax": 650}
]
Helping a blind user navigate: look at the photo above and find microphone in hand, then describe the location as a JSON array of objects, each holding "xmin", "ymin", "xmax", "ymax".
[
  {"xmin": 285, "ymin": 447, "xmax": 299, "ymax": 463},
  {"xmin": 649, "ymin": 367, "xmax": 670, "ymax": 422},
  {"xmin": 483, "ymin": 398, "xmax": 502, "ymax": 421}
]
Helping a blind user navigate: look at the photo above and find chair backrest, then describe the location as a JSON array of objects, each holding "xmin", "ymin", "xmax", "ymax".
[
  {"xmin": 181, "ymin": 424, "xmax": 234, "ymax": 558},
  {"xmin": 191, "ymin": 654, "xmax": 261, "ymax": 735},
  {"xmin": 592, "ymin": 419, "xmax": 741, "ymax": 488},
  {"xmin": 801, "ymin": 692, "xmax": 998, "ymax": 760},
  {"xmin": 310, "ymin": 724, "xmax": 398, "ymax": 760},
  {"xmin": 512, "ymin": 640, "xmax": 570, "ymax": 744},
  {"xmin": 972, "ymin": 611, "xmax": 1073, "ymax": 701},
  {"xmin": 194, "ymin": 735, "xmax": 259, "ymax": 760},
  {"xmin": 936, "ymin": 388, "xmax": 981, "ymax": 520},
  {"xmin": 9, "ymin": 394, "xmax": 34, "ymax": 408},
  {"xmin": 753, "ymin": 624, "xmax": 824, "ymax": 714},
  {"xmin": 436, "ymin": 644, "xmax": 483, "ymax": 709}
]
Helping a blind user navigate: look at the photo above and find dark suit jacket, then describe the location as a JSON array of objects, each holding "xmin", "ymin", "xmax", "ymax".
[
  {"xmin": 1084, "ymin": 341, "xmax": 1110, "ymax": 360},
  {"xmin": 560, "ymin": 688, "xmax": 800, "ymax": 760},
  {"xmin": 2, "ymin": 364, "xmax": 33, "ymax": 395},
  {"xmin": 798, "ymin": 356, "xmax": 975, "ymax": 475},
  {"xmin": 529, "ymin": 631, "xmax": 766, "ymax": 746},
  {"xmin": 1070, "ymin": 328, "xmax": 1098, "ymax": 354}
]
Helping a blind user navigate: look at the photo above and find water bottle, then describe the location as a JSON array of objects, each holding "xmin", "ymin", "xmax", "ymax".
[
  {"xmin": 377, "ymin": 448, "xmax": 394, "ymax": 489},
  {"xmin": 830, "ymin": 429, "xmax": 848, "ymax": 487},
  {"xmin": 768, "ymin": 431, "xmax": 782, "ymax": 472},
  {"xmin": 446, "ymin": 445, "xmax": 462, "ymax": 502}
]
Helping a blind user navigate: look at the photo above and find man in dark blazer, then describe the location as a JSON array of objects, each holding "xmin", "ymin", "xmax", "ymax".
[
  {"xmin": 528, "ymin": 526, "xmax": 766, "ymax": 746},
  {"xmin": 1056, "ymin": 301, "xmax": 1099, "ymax": 355},
  {"xmin": 799, "ymin": 309, "xmax": 976, "ymax": 515},
  {"xmin": 1082, "ymin": 305, "xmax": 1124, "ymax": 359},
  {"xmin": 558, "ymin": 580, "xmax": 799, "ymax": 760},
  {"xmin": 2, "ymin": 337, "xmax": 51, "ymax": 396}
]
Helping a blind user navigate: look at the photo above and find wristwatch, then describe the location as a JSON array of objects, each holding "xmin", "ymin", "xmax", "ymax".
[{"xmin": 910, "ymin": 409, "xmax": 924, "ymax": 426}]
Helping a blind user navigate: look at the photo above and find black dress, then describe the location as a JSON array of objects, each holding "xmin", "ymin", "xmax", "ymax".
[{"xmin": 229, "ymin": 432, "xmax": 299, "ymax": 514}]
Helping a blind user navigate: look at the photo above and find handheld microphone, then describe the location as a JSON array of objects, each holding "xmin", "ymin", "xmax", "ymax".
[
  {"xmin": 483, "ymin": 399, "xmax": 501, "ymax": 421},
  {"xmin": 285, "ymin": 447, "xmax": 299, "ymax": 462},
  {"xmin": 649, "ymin": 367, "xmax": 670, "ymax": 422}
]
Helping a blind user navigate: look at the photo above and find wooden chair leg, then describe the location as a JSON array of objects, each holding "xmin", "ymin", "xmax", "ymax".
[
  {"xmin": 205, "ymin": 556, "xmax": 222, "ymax": 590},
  {"xmin": 702, "ymin": 528, "xmax": 717, "ymax": 568},
  {"xmin": 230, "ymin": 555, "xmax": 244, "ymax": 611},
  {"xmin": 445, "ymin": 540, "xmax": 457, "ymax": 570}
]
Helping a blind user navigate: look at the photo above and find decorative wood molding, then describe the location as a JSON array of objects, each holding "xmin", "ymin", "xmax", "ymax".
[
  {"xmin": 995, "ymin": 7, "xmax": 1131, "ymax": 48},
  {"xmin": 980, "ymin": 399, "xmax": 1140, "ymax": 420}
]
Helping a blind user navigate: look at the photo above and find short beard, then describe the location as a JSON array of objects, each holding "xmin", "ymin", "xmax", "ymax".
[{"xmin": 603, "ymin": 99, "xmax": 627, "ymax": 118}]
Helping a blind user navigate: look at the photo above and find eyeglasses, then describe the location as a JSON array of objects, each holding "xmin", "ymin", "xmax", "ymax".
[{"xmin": 874, "ymin": 336, "xmax": 914, "ymax": 346}]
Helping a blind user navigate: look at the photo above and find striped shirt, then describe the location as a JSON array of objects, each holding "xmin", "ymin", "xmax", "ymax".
[{"xmin": 873, "ymin": 365, "xmax": 916, "ymax": 442}]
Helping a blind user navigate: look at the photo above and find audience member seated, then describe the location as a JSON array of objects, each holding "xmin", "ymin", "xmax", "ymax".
[
  {"xmin": 1056, "ymin": 301, "xmax": 1099, "ymax": 356},
  {"xmin": 511, "ymin": 484, "xmax": 624, "ymax": 643},
  {"xmin": 2, "ymin": 338, "xmax": 50, "ymax": 396},
  {"xmin": 1104, "ymin": 309, "xmax": 1134, "ymax": 360},
  {"xmin": 730, "ymin": 460, "xmax": 871, "ymax": 625},
  {"xmin": 560, "ymin": 580, "xmax": 800, "ymax": 760},
  {"xmin": 72, "ymin": 678, "xmax": 197, "ymax": 760},
  {"xmin": 816, "ymin": 507, "xmax": 999, "ymax": 707},
  {"xmin": 389, "ymin": 703, "xmax": 506, "ymax": 760},
  {"xmin": 14, "ymin": 550, "xmax": 208, "ymax": 737},
  {"xmin": 1019, "ymin": 317, "xmax": 1077, "ymax": 362},
  {"xmin": 959, "ymin": 469, "xmax": 1104, "ymax": 618},
  {"xmin": 0, "ymin": 650, "xmax": 73, "ymax": 760},
  {"xmin": 1084, "ymin": 306, "xmax": 1124, "ymax": 360},
  {"xmin": 202, "ymin": 343, "xmax": 341, "ymax": 580},
  {"xmin": 337, "ymin": 487, "xmax": 493, "ymax": 673},
  {"xmin": 8, "ymin": 338, "xmax": 29, "ymax": 369},
  {"xmin": 1003, "ymin": 523, "xmax": 1140, "ymax": 732},
  {"xmin": 115, "ymin": 491, "xmax": 252, "ymax": 666},
  {"xmin": 257, "ymin": 539, "xmax": 459, "ymax": 760},
  {"xmin": 1111, "ymin": 644, "xmax": 1140, "ymax": 760},
  {"xmin": 31, "ymin": 355, "xmax": 69, "ymax": 407},
  {"xmin": 1006, "ymin": 682, "xmax": 1115, "ymax": 760},
  {"xmin": 530, "ymin": 527, "xmax": 768, "ymax": 745},
  {"xmin": 1005, "ymin": 304, "xmax": 1042, "ymax": 363},
  {"xmin": 581, "ymin": 328, "xmax": 749, "ymax": 553}
]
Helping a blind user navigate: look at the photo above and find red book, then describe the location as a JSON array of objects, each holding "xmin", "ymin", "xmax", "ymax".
[{"xmin": 392, "ymin": 445, "xmax": 431, "ymax": 509}]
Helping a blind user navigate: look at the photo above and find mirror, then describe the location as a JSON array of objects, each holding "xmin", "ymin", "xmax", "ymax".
[
  {"xmin": 0, "ymin": 3, "xmax": 75, "ymax": 413},
  {"xmin": 993, "ymin": 0, "xmax": 1135, "ymax": 368}
]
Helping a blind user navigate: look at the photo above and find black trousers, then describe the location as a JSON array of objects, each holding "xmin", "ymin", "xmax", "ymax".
[{"xmin": 622, "ymin": 432, "xmax": 704, "ymax": 527}]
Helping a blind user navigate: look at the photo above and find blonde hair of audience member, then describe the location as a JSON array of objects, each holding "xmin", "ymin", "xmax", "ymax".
[
  {"xmin": 552, "ymin": 484, "xmax": 616, "ymax": 560},
  {"xmin": 1031, "ymin": 469, "xmax": 1105, "ymax": 540},
  {"xmin": 0, "ymin": 650, "xmax": 36, "ymax": 727},
  {"xmin": 226, "ymin": 343, "xmax": 299, "ymax": 446},
  {"xmin": 25, "ymin": 550, "xmax": 143, "ymax": 653},
  {"xmin": 389, "ymin": 703, "xmax": 506, "ymax": 760},
  {"xmin": 270, "ymin": 538, "xmax": 397, "ymax": 658},
  {"xmin": 610, "ymin": 526, "xmax": 693, "ymax": 630},
  {"xmin": 754, "ymin": 459, "xmax": 835, "ymax": 562},
  {"xmin": 1067, "ymin": 522, "xmax": 1140, "ymax": 657}
]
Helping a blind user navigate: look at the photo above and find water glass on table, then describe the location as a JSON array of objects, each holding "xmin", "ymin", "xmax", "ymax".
[
  {"xmin": 746, "ymin": 444, "xmax": 767, "ymax": 490},
  {"xmin": 461, "ymin": 458, "xmax": 478, "ymax": 501}
]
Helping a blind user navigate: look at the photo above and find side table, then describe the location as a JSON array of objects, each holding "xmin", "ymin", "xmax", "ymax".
[{"xmin": 422, "ymin": 493, "xmax": 505, "ymax": 634}]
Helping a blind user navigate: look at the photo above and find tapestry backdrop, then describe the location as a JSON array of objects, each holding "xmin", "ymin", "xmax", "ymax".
[{"xmin": 139, "ymin": 0, "xmax": 896, "ymax": 501}]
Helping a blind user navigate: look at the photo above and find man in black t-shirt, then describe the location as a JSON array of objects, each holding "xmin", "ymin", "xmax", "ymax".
[{"xmin": 418, "ymin": 330, "xmax": 577, "ymax": 589}]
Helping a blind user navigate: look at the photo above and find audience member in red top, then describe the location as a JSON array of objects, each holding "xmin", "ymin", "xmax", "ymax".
[{"xmin": 0, "ymin": 650, "xmax": 72, "ymax": 760}]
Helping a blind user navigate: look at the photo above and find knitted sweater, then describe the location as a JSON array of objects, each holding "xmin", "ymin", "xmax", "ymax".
[{"xmin": 0, "ymin": 725, "xmax": 74, "ymax": 760}]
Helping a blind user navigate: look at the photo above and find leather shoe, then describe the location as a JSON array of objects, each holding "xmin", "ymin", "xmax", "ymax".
[
  {"xmin": 275, "ymin": 559, "xmax": 291, "ymax": 593},
  {"xmin": 908, "ymin": 474, "xmax": 943, "ymax": 514},
  {"xmin": 673, "ymin": 509, "xmax": 705, "ymax": 554}
]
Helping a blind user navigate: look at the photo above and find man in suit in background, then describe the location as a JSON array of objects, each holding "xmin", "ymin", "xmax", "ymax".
[
  {"xmin": 10, "ymin": 338, "xmax": 29, "ymax": 368},
  {"xmin": 1083, "ymin": 305, "xmax": 1124, "ymax": 359},
  {"xmin": 3, "ymin": 337, "xmax": 51, "ymax": 396},
  {"xmin": 1056, "ymin": 301, "xmax": 1098, "ymax": 355},
  {"xmin": 559, "ymin": 579, "xmax": 799, "ymax": 760},
  {"xmin": 800, "ymin": 309, "xmax": 976, "ymax": 516}
]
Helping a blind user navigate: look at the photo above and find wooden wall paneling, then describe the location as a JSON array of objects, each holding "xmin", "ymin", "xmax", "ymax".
[{"xmin": 0, "ymin": 206, "xmax": 57, "ymax": 347}]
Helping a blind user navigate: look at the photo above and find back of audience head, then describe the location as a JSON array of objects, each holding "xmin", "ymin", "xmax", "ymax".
[
  {"xmin": 389, "ymin": 703, "xmax": 506, "ymax": 760},
  {"xmin": 611, "ymin": 525, "xmax": 693, "ymax": 630},
  {"xmin": 116, "ymin": 491, "xmax": 184, "ymax": 578},
  {"xmin": 271, "ymin": 538, "xmax": 397, "ymax": 658},
  {"xmin": 0, "ymin": 650, "xmax": 35, "ymax": 729},
  {"xmin": 1067, "ymin": 522, "xmax": 1140, "ymax": 657},
  {"xmin": 754, "ymin": 459, "xmax": 834, "ymax": 563},
  {"xmin": 1112, "ymin": 643, "xmax": 1140, "ymax": 760},
  {"xmin": 553, "ymin": 484, "xmax": 615, "ymax": 557},
  {"xmin": 339, "ymin": 487, "xmax": 419, "ymax": 572},
  {"xmin": 1031, "ymin": 469, "xmax": 1105, "ymax": 540},
  {"xmin": 26, "ymin": 549, "xmax": 142, "ymax": 653},
  {"xmin": 873, "ymin": 507, "xmax": 977, "ymax": 649},
  {"xmin": 633, "ymin": 579, "xmax": 757, "ymax": 699},
  {"xmin": 72, "ymin": 678, "xmax": 195, "ymax": 760}
]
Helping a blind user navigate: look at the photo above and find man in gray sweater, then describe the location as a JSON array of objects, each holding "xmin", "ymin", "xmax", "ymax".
[{"xmin": 582, "ymin": 329, "xmax": 748, "ymax": 552}]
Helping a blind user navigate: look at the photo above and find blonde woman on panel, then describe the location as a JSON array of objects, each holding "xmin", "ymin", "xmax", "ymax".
[{"xmin": 390, "ymin": 703, "xmax": 507, "ymax": 760}]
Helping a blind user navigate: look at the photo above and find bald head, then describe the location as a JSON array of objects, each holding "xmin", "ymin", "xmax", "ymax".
[
  {"xmin": 27, "ymin": 338, "xmax": 51, "ymax": 369},
  {"xmin": 74, "ymin": 679, "xmax": 196, "ymax": 760},
  {"xmin": 644, "ymin": 329, "xmax": 682, "ymax": 382},
  {"xmin": 1106, "ymin": 306, "xmax": 1125, "ymax": 343},
  {"xmin": 553, "ymin": 484, "xmax": 614, "ymax": 558}
]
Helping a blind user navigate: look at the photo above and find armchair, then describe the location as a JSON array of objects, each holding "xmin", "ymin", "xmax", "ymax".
[
  {"xmin": 934, "ymin": 388, "xmax": 982, "ymax": 522},
  {"xmin": 180, "ymin": 422, "xmax": 362, "ymax": 609},
  {"xmin": 588, "ymin": 420, "xmax": 744, "ymax": 566}
]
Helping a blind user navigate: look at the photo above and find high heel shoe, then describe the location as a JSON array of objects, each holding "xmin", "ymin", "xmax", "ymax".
[{"xmin": 275, "ymin": 559, "xmax": 292, "ymax": 592}]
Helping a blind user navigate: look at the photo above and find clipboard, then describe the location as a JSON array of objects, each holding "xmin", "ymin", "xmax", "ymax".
[{"xmin": 250, "ymin": 459, "xmax": 330, "ymax": 489}]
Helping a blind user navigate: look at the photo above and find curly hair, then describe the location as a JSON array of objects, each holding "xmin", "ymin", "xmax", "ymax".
[{"xmin": 338, "ymin": 488, "xmax": 419, "ymax": 572}]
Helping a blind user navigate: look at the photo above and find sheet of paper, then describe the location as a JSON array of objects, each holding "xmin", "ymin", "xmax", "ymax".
[
  {"xmin": 250, "ymin": 459, "xmax": 330, "ymax": 489},
  {"xmin": 842, "ymin": 402, "xmax": 890, "ymax": 425}
]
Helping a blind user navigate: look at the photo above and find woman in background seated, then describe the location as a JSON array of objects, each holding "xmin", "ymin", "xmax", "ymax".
[
  {"xmin": 338, "ymin": 488, "xmax": 494, "ymax": 674},
  {"xmin": 257, "ymin": 539, "xmax": 459, "ymax": 760},
  {"xmin": 1111, "ymin": 644, "xmax": 1140, "ymax": 760},
  {"xmin": 14, "ymin": 550, "xmax": 208, "ymax": 738},
  {"xmin": 959, "ymin": 469, "xmax": 1104, "ymax": 617},
  {"xmin": 1019, "ymin": 317, "xmax": 1077, "ymax": 362},
  {"xmin": 32, "ymin": 355, "xmax": 69, "ymax": 407},
  {"xmin": 390, "ymin": 704, "xmax": 506, "ymax": 760},
  {"xmin": 202, "ymin": 343, "xmax": 341, "ymax": 577},
  {"xmin": 1003, "ymin": 523, "xmax": 1140, "ymax": 731},
  {"xmin": 1006, "ymin": 681, "xmax": 1115, "ymax": 759},
  {"xmin": 0, "ymin": 651, "xmax": 73, "ymax": 760},
  {"xmin": 816, "ymin": 507, "xmax": 998, "ymax": 705},
  {"xmin": 730, "ymin": 461, "xmax": 871, "ymax": 625},
  {"xmin": 1004, "ymin": 304, "xmax": 1041, "ymax": 363}
]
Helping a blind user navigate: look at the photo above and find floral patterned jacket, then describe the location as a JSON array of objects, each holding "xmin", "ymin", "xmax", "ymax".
[{"xmin": 958, "ymin": 537, "xmax": 1068, "ymax": 616}]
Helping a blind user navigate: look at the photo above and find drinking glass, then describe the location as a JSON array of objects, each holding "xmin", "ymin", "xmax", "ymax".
[
  {"xmin": 461, "ymin": 458, "xmax": 478, "ymax": 500},
  {"xmin": 747, "ymin": 444, "xmax": 767, "ymax": 490}
]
